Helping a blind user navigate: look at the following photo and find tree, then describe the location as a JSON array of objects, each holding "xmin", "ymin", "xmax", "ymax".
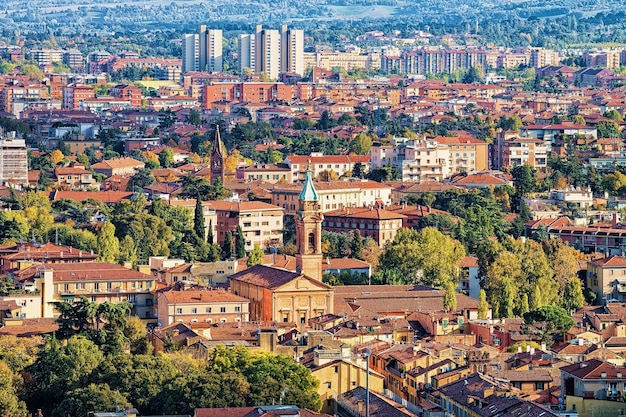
[
  {"xmin": 486, "ymin": 251, "xmax": 521, "ymax": 318},
  {"xmin": 118, "ymin": 235, "xmax": 138, "ymax": 266},
  {"xmin": 187, "ymin": 109, "xmax": 202, "ymax": 126},
  {"xmin": 96, "ymin": 222, "xmax": 120, "ymax": 263},
  {"xmin": 477, "ymin": 289, "xmax": 489, "ymax": 319},
  {"xmin": 52, "ymin": 383, "xmax": 128, "ymax": 417},
  {"xmin": 523, "ymin": 305, "xmax": 575, "ymax": 344},
  {"xmin": 443, "ymin": 281, "xmax": 457, "ymax": 311},
  {"xmin": 350, "ymin": 230, "xmax": 364, "ymax": 259},
  {"xmin": 222, "ymin": 230, "xmax": 234, "ymax": 260},
  {"xmin": 0, "ymin": 360, "xmax": 27, "ymax": 416},
  {"xmin": 597, "ymin": 120, "xmax": 620, "ymax": 138},
  {"xmin": 158, "ymin": 148, "xmax": 174, "ymax": 168},
  {"xmin": 235, "ymin": 226, "xmax": 246, "ymax": 258},
  {"xmin": 562, "ymin": 278, "xmax": 585, "ymax": 312},
  {"xmin": 247, "ymin": 244, "xmax": 264, "ymax": 267},
  {"xmin": 51, "ymin": 149, "xmax": 65, "ymax": 165},
  {"xmin": 207, "ymin": 220, "xmax": 214, "ymax": 244},
  {"xmin": 352, "ymin": 162, "xmax": 365, "ymax": 178},
  {"xmin": 604, "ymin": 109, "xmax": 624, "ymax": 122},
  {"xmin": 349, "ymin": 133, "xmax": 372, "ymax": 155},
  {"xmin": 512, "ymin": 164, "xmax": 536, "ymax": 200},
  {"xmin": 378, "ymin": 227, "xmax": 465, "ymax": 288},
  {"xmin": 194, "ymin": 198, "xmax": 205, "ymax": 240}
]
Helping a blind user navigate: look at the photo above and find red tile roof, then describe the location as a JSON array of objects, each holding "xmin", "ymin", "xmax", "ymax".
[
  {"xmin": 230, "ymin": 265, "xmax": 331, "ymax": 290},
  {"xmin": 589, "ymin": 255, "xmax": 626, "ymax": 268},
  {"xmin": 324, "ymin": 207, "xmax": 406, "ymax": 220},
  {"xmin": 52, "ymin": 191, "xmax": 134, "ymax": 203}
]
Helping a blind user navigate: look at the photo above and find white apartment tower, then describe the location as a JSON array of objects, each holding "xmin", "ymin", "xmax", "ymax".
[
  {"xmin": 0, "ymin": 132, "xmax": 29, "ymax": 186},
  {"xmin": 239, "ymin": 25, "xmax": 304, "ymax": 78},
  {"xmin": 280, "ymin": 25, "xmax": 304, "ymax": 76},
  {"xmin": 182, "ymin": 27, "xmax": 223, "ymax": 73},
  {"xmin": 182, "ymin": 33, "xmax": 200, "ymax": 73}
]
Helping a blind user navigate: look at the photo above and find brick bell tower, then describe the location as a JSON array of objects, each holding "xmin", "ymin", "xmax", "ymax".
[{"xmin": 295, "ymin": 162, "xmax": 323, "ymax": 281}]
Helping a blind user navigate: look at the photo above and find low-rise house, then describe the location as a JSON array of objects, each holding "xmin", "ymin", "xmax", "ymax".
[
  {"xmin": 53, "ymin": 164, "xmax": 98, "ymax": 190},
  {"xmin": 561, "ymin": 359, "xmax": 626, "ymax": 411},
  {"xmin": 92, "ymin": 157, "xmax": 145, "ymax": 177}
]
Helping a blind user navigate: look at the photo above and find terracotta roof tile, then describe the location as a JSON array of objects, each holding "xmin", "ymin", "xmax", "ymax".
[{"xmin": 161, "ymin": 289, "xmax": 249, "ymax": 304}]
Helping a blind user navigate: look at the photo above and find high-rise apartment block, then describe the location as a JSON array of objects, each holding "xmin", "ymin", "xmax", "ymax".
[
  {"xmin": 0, "ymin": 132, "xmax": 29, "ymax": 186},
  {"xmin": 238, "ymin": 25, "xmax": 304, "ymax": 78},
  {"xmin": 280, "ymin": 25, "xmax": 304, "ymax": 76},
  {"xmin": 182, "ymin": 27, "xmax": 222, "ymax": 73}
]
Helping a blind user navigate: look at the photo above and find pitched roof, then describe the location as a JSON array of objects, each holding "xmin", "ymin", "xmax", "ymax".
[
  {"xmin": 230, "ymin": 265, "xmax": 331, "ymax": 290},
  {"xmin": 91, "ymin": 157, "xmax": 144, "ymax": 169},
  {"xmin": 52, "ymin": 191, "xmax": 134, "ymax": 203},
  {"xmin": 323, "ymin": 207, "xmax": 407, "ymax": 220},
  {"xmin": 589, "ymin": 255, "xmax": 626, "ymax": 268},
  {"xmin": 13, "ymin": 262, "xmax": 151, "ymax": 283}
]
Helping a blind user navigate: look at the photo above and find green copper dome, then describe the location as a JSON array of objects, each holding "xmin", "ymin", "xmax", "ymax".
[{"xmin": 299, "ymin": 170, "xmax": 319, "ymax": 202}]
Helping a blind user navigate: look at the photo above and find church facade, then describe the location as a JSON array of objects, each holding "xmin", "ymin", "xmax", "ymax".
[{"xmin": 229, "ymin": 168, "xmax": 334, "ymax": 324}]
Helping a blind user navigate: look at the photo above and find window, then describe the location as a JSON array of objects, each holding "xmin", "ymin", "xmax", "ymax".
[
  {"xmin": 206, "ymin": 307, "xmax": 212, "ymax": 313},
  {"xmin": 220, "ymin": 307, "xmax": 226, "ymax": 313},
  {"xmin": 91, "ymin": 296, "xmax": 96, "ymax": 302},
  {"xmin": 176, "ymin": 308, "xmax": 183, "ymax": 314},
  {"xmin": 326, "ymin": 382, "xmax": 332, "ymax": 389},
  {"xmin": 334, "ymin": 366, "xmax": 339, "ymax": 373},
  {"xmin": 536, "ymin": 382, "xmax": 545, "ymax": 390},
  {"xmin": 191, "ymin": 308, "xmax": 197, "ymax": 314},
  {"xmin": 235, "ymin": 306, "xmax": 241, "ymax": 312}
]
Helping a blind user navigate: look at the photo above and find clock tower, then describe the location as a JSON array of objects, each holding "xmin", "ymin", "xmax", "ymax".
[
  {"xmin": 295, "ymin": 163, "xmax": 323, "ymax": 282},
  {"xmin": 210, "ymin": 126, "xmax": 225, "ymax": 183}
]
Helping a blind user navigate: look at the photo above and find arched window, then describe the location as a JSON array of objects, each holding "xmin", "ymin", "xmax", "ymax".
[{"xmin": 308, "ymin": 232, "xmax": 316, "ymax": 253}]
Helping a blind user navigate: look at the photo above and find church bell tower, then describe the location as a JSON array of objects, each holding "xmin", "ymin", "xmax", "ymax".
[
  {"xmin": 210, "ymin": 126, "xmax": 225, "ymax": 183},
  {"xmin": 295, "ymin": 163, "xmax": 323, "ymax": 281}
]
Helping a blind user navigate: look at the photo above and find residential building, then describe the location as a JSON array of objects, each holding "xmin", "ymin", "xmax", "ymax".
[
  {"xmin": 438, "ymin": 373, "xmax": 560, "ymax": 417},
  {"xmin": 182, "ymin": 27, "xmax": 223, "ymax": 73},
  {"xmin": 109, "ymin": 84, "xmax": 143, "ymax": 108},
  {"xmin": 208, "ymin": 200, "xmax": 284, "ymax": 252},
  {"xmin": 155, "ymin": 288, "xmax": 250, "ymax": 326},
  {"xmin": 337, "ymin": 387, "xmax": 418, "ymax": 417},
  {"xmin": 270, "ymin": 180, "xmax": 392, "ymax": 215},
  {"xmin": 303, "ymin": 50, "xmax": 381, "ymax": 72},
  {"xmin": 322, "ymin": 207, "xmax": 405, "ymax": 247},
  {"xmin": 236, "ymin": 163, "xmax": 292, "ymax": 183},
  {"xmin": 280, "ymin": 25, "xmax": 304, "ymax": 76},
  {"xmin": 11, "ymin": 262, "xmax": 157, "ymax": 321},
  {"xmin": 62, "ymin": 84, "xmax": 95, "ymax": 110},
  {"xmin": 561, "ymin": 359, "xmax": 626, "ymax": 414},
  {"xmin": 530, "ymin": 48, "xmax": 560, "ymax": 68},
  {"xmin": 494, "ymin": 132, "xmax": 549, "ymax": 170},
  {"xmin": 587, "ymin": 256, "xmax": 626, "ymax": 303},
  {"xmin": 256, "ymin": 26, "xmax": 281, "ymax": 79},
  {"xmin": 0, "ymin": 242, "xmax": 98, "ymax": 275},
  {"xmin": 371, "ymin": 138, "xmax": 450, "ymax": 182},
  {"xmin": 92, "ymin": 157, "xmax": 145, "ymax": 177},
  {"xmin": 195, "ymin": 405, "xmax": 332, "ymax": 417},
  {"xmin": 0, "ymin": 134, "xmax": 28, "ymax": 186},
  {"xmin": 435, "ymin": 135, "xmax": 489, "ymax": 173},
  {"xmin": 284, "ymin": 153, "xmax": 370, "ymax": 181},
  {"xmin": 53, "ymin": 164, "xmax": 98, "ymax": 190}
]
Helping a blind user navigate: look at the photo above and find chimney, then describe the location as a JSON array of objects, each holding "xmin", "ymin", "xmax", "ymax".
[{"xmin": 613, "ymin": 212, "xmax": 618, "ymax": 228}]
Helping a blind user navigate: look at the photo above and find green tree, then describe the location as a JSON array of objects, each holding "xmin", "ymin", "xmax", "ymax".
[
  {"xmin": 443, "ymin": 281, "xmax": 457, "ymax": 311},
  {"xmin": 187, "ymin": 109, "xmax": 202, "ymax": 126},
  {"xmin": 562, "ymin": 278, "xmax": 585, "ymax": 312},
  {"xmin": 477, "ymin": 289, "xmax": 489, "ymax": 319},
  {"xmin": 512, "ymin": 164, "xmax": 536, "ymax": 200},
  {"xmin": 597, "ymin": 120, "xmax": 620, "ymax": 138},
  {"xmin": 0, "ymin": 360, "xmax": 27, "ymax": 416},
  {"xmin": 247, "ymin": 244, "xmax": 264, "ymax": 267},
  {"xmin": 235, "ymin": 226, "xmax": 246, "ymax": 258},
  {"xmin": 523, "ymin": 305, "xmax": 575, "ymax": 344},
  {"xmin": 194, "ymin": 198, "xmax": 205, "ymax": 240},
  {"xmin": 486, "ymin": 251, "xmax": 521, "ymax": 318},
  {"xmin": 349, "ymin": 133, "xmax": 372, "ymax": 155},
  {"xmin": 118, "ymin": 235, "xmax": 138, "ymax": 266},
  {"xmin": 52, "ymin": 383, "xmax": 128, "ymax": 417},
  {"xmin": 207, "ymin": 220, "xmax": 214, "ymax": 244},
  {"xmin": 350, "ymin": 229, "xmax": 364, "ymax": 259},
  {"xmin": 604, "ymin": 109, "xmax": 624, "ymax": 122},
  {"xmin": 96, "ymin": 222, "xmax": 120, "ymax": 263},
  {"xmin": 158, "ymin": 148, "xmax": 174, "ymax": 168},
  {"xmin": 222, "ymin": 230, "xmax": 234, "ymax": 260},
  {"xmin": 571, "ymin": 115, "xmax": 586, "ymax": 125}
]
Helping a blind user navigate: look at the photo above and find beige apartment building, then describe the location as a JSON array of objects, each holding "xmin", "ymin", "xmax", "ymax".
[
  {"xmin": 207, "ymin": 200, "xmax": 284, "ymax": 252},
  {"xmin": 271, "ymin": 180, "xmax": 393, "ymax": 215},
  {"xmin": 155, "ymin": 288, "xmax": 250, "ymax": 326},
  {"xmin": 303, "ymin": 50, "xmax": 381, "ymax": 71},
  {"xmin": 371, "ymin": 138, "xmax": 451, "ymax": 182},
  {"xmin": 435, "ymin": 135, "xmax": 489, "ymax": 173},
  {"xmin": 11, "ymin": 262, "xmax": 157, "ymax": 321},
  {"xmin": 587, "ymin": 256, "xmax": 626, "ymax": 303}
]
